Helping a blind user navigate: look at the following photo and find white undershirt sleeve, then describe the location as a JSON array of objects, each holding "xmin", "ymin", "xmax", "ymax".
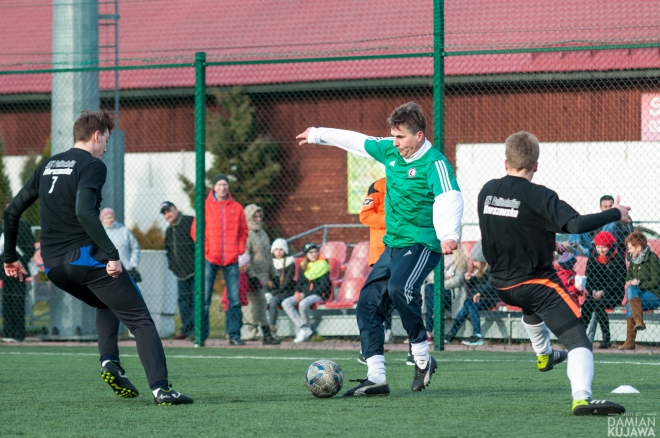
[
  {"xmin": 433, "ymin": 190, "xmax": 464, "ymax": 242},
  {"xmin": 307, "ymin": 127, "xmax": 372, "ymax": 158}
]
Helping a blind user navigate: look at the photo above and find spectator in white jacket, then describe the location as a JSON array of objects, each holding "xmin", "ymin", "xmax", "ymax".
[{"xmin": 100, "ymin": 207, "xmax": 141, "ymax": 282}]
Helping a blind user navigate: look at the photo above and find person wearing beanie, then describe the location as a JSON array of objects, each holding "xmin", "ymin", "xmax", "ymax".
[
  {"xmin": 191, "ymin": 173, "xmax": 248, "ymax": 346},
  {"xmin": 267, "ymin": 238, "xmax": 296, "ymax": 331},
  {"xmin": 620, "ymin": 231, "xmax": 660, "ymax": 350},
  {"xmin": 445, "ymin": 240, "xmax": 498, "ymax": 346},
  {"xmin": 582, "ymin": 231, "xmax": 626, "ymax": 349},
  {"xmin": 281, "ymin": 242, "xmax": 331, "ymax": 343},
  {"xmin": 100, "ymin": 207, "xmax": 142, "ymax": 283},
  {"xmin": 242, "ymin": 204, "xmax": 280, "ymax": 345}
]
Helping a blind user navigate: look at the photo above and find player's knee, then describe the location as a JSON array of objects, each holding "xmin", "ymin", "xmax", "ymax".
[
  {"xmin": 521, "ymin": 313, "xmax": 543, "ymax": 325},
  {"xmin": 557, "ymin": 324, "xmax": 592, "ymax": 352}
]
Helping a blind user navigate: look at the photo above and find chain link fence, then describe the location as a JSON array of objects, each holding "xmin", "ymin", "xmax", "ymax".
[{"xmin": 0, "ymin": 0, "xmax": 659, "ymax": 351}]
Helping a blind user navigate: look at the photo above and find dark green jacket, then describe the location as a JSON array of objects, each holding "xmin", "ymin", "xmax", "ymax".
[{"xmin": 626, "ymin": 249, "xmax": 660, "ymax": 297}]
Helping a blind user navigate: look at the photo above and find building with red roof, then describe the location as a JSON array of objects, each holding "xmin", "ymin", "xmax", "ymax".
[{"xmin": 1, "ymin": 1, "xmax": 659, "ymax": 238}]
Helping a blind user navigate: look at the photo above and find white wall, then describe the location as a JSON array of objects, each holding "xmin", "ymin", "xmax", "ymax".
[
  {"xmin": 5, "ymin": 151, "xmax": 214, "ymax": 231},
  {"xmin": 456, "ymin": 141, "xmax": 660, "ymax": 241}
]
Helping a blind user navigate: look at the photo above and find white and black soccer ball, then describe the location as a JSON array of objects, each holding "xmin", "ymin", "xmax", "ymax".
[{"xmin": 305, "ymin": 359, "xmax": 343, "ymax": 398}]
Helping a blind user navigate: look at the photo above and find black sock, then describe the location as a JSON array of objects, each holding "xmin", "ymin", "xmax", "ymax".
[
  {"xmin": 100, "ymin": 354, "xmax": 120, "ymax": 364},
  {"xmin": 150, "ymin": 380, "xmax": 169, "ymax": 391}
]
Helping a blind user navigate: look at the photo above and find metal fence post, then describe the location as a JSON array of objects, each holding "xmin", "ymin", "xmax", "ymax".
[
  {"xmin": 194, "ymin": 51, "xmax": 206, "ymax": 347},
  {"xmin": 432, "ymin": 0, "xmax": 445, "ymax": 352}
]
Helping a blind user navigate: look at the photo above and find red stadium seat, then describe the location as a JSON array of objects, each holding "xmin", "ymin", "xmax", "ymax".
[
  {"xmin": 325, "ymin": 277, "xmax": 367, "ymax": 308},
  {"xmin": 293, "ymin": 257, "xmax": 303, "ymax": 281},
  {"xmin": 325, "ymin": 241, "xmax": 371, "ymax": 308},
  {"xmin": 320, "ymin": 241, "xmax": 347, "ymax": 264},
  {"xmin": 461, "ymin": 241, "xmax": 476, "ymax": 261},
  {"xmin": 647, "ymin": 239, "xmax": 660, "ymax": 257}
]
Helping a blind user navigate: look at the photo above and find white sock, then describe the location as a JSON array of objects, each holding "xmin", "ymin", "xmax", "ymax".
[
  {"xmin": 366, "ymin": 355, "xmax": 387, "ymax": 384},
  {"xmin": 567, "ymin": 347, "xmax": 593, "ymax": 401},
  {"xmin": 411, "ymin": 341, "xmax": 430, "ymax": 369},
  {"xmin": 522, "ymin": 318, "xmax": 552, "ymax": 356}
]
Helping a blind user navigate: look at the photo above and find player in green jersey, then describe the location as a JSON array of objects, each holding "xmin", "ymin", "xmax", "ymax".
[{"xmin": 297, "ymin": 102, "xmax": 464, "ymax": 396}]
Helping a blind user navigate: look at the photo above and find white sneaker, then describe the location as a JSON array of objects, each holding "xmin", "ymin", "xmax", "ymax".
[
  {"xmin": 294, "ymin": 326, "xmax": 313, "ymax": 343},
  {"xmin": 293, "ymin": 328, "xmax": 307, "ymax": 343},
  {"xmin": 384, "ymin": 329, "xmax": 393, "ymax": 344}
]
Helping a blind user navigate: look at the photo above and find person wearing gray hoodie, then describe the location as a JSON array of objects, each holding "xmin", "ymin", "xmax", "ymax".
[{"xmin": 243, "ymin": 204, "xmax": 280, "ymax": 345}]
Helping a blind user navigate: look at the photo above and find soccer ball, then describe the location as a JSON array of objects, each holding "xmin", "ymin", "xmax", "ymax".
[{"xmin": 305, "ymin": 360, "xmax": 343, "ymax": 398}]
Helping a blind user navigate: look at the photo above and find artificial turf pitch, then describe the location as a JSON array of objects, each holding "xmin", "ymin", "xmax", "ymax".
[{"xmin": 0, "ymin": 345, "xmax": 658, "ymax": 437}]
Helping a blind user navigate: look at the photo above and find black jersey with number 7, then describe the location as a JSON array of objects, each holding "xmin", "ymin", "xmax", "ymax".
[{"xmin": 24, "ymin": 148, "xmax": 107, "ymax": 261}]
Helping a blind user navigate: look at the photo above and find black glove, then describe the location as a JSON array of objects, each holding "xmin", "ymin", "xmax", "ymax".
[
  {"xmin": 128, "ymin": 268, "xmax": 142, "ymax": 283},
  {"xmin": 249, "ymin": 276, "xmax": 262, "ymax": 290}
]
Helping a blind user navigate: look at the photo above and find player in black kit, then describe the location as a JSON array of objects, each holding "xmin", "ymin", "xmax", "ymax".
[
  {"xmin": 3, "ymin": 110, "xmax": 192, "ymax": 405},
  {"xmin": 478, "ymin": 132, "xmax": 627, "ymax": 416}
]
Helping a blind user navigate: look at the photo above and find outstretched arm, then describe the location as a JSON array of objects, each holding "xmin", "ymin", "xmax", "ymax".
[
  {"xmin": 297, "ymin": 127, "xmax": 372, "ymax": 158},
  {"xmin": 560, "ymin": 196, "xmax": 630, "ymax": 234},
  {"xmin": 3, "ymin": 187, "xmax": 38, "ymax": 281}
]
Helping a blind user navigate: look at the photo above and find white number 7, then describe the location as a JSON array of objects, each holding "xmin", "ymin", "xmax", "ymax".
[{"xmin": 48, "ymin": 176, "xmax": 59, "ymax": 193}]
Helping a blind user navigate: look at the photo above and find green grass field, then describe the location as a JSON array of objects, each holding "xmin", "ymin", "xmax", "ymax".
[{"xmin": 0, "ymin": 345, "xmax": 658, "ymax": 437}]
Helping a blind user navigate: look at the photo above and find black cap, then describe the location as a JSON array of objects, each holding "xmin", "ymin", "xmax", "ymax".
[
  {"xmin": 302, "ymin": 242, "xmax": 320, "ymax": 254},
  {"xmin": 160, "ymin": 201, "xmax": 176, "ymax": 214},
  {"xmin": 212, "ymin": 174, "xmax": 229, "ymax": 186}
]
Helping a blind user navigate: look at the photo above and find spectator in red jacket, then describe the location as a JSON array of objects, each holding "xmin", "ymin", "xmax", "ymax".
[{"xmin": 191, "ymin": 174, "xmax": 248, "ymax": 345}]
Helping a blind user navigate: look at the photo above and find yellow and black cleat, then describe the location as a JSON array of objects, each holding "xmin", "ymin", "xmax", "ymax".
[
  {"xmin": 153, "ymin": 385, "xmax": 194, "ymax": 405},
  {"xmin": 537, "ymin": 349, "xmax": 568, "ymax": 372},
  {"xmin": 572, "ymin": 399, "xmax": 625, "ymax": 416},
  {"xmin": 101, "ymin": 361, "xmax": 139, "ymax": 399}
]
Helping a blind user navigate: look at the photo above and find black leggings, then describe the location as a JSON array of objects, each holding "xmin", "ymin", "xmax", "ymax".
[
  {"xmin": 580, "ymin": 296, "xmax": 617, "ymax": 343},
  {"xmin": 47, "ymin": 263, "xmax": 168, "ymax": 386}
]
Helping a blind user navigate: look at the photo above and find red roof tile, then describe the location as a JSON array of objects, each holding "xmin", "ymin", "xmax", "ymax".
[{"xmin": 1, "ymin": 0, "xmax": 659, "ymax": 94}]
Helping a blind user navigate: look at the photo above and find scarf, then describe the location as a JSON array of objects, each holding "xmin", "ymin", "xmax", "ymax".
[
  {"xmin": 597, "ymin": 249, "xmax": 618, "ymax": 265},
  {"xmin": 303, "ymin": 259, "xmax": 330, "ymax": 281},
  {"xmin": 629, "ymin": 246, "xmax": 649, "ymax": 265}
]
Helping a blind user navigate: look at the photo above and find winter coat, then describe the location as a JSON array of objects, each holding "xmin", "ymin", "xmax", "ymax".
[
  {"xmin": 465, "ymin": 268, "xmax": 498, "ymax": 306},
  {"xmin": 164, "ymin": 213, "xmax": 195, "ymax": 280},
  {"xmin": 191, "ymin": 191, "xmax": 248, "ymax": 267},
  {"xmin": 296, "ymin": 259, "xmax": 331, "ymax": 300},
  {"xmin": 556, "ymin": 268, "xmax": 581, "ymax": 303},
  {"xmin": 585, "ymin": 249, "xmax": 626, "ymax": 307},
  {"xmin": 104, "ymin": 222, "xmax": 140, "ymax": 270},
  {"xmin": 272, "ymin": 256, "xmax": 296, "ymax": 300},
  {"xmin": 244, "ymin": 204, "xmax": 276, "ymax": 286},
  {"xmin": 626, "ymin": 247, "xmax": 660, "ymax": 297},
  {"xmin": 359, "ymin": 178, "xmax": 386, "ymax": 266}
]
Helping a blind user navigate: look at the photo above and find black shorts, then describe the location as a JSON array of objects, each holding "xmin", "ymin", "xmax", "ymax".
[{"xmin": 495, "ymin": 272, "xmax": 583, "ymax": 336}]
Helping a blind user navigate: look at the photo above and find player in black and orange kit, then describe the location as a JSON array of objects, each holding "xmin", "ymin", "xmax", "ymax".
[
  {"xmin": 478, "ymin": 131, "xmax": 628, "ymax": 416},
  {"xmin": 2, "ymin": 110, "xmax": 192, "ymax": 405}
]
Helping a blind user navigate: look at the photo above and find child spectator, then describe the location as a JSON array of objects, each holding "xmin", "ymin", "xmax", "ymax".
[
  {"xmin": 555, "ymin": 252, "xmax": 581, "ymax": 304},
  {"xmin": 582, "ymin": 231, "xmax": 626, "ymax": 349},
  {"xmin": 445, "ymin": 241, "xmax": 498, "ymax": 346},
  {"xmin": 281, "ymin": 242, "xmax": 331, "ymax": 343},
  {"xmin": 221, "ymin": 252, "xmax": 251, "ymax": 313},
  {"xmin": 266, "ymin": 238, "xmax": 296, "ymax": 332}
]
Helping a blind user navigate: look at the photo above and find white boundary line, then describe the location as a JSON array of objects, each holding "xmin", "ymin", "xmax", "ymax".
[{"xmin": 2, "ymin": 351, "xmax": 660, "ymax": 366}]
